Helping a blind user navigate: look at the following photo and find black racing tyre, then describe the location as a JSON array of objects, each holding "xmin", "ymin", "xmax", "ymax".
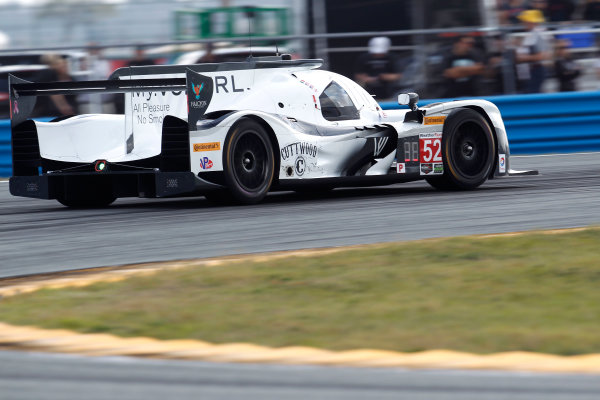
[
  {"xmin": 426, "ymin": 108, "xmax": 495, "ymax": 190},
  {"xmin": 223, "ymin": 118, "xmax": 275, "ymax": 204}
]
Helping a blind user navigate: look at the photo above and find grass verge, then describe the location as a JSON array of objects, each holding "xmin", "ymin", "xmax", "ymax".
[{"xmin": 1, "ymin": 228, "xmax": 600, "ymax": 355}]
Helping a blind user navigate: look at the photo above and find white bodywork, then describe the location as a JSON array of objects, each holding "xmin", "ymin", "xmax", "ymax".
[{"xmin": 32, "ymin": 60, "xmax": 510, "ymax": 180}]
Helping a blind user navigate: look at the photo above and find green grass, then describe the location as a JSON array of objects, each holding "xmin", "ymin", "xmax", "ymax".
[{"xmin": 1, "ymin": 229, "xmax": 600, "ymax": 355}]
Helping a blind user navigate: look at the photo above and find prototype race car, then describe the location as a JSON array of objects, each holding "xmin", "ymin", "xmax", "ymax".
[{"xmin": 8, "ymin": 55, "xmax": 536, "ymax": 206}]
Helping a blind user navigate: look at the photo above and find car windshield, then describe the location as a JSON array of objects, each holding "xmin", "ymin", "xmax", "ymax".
[{"xmin": 319, "ymin": 81, "xmax": 359, "ymax": 121}]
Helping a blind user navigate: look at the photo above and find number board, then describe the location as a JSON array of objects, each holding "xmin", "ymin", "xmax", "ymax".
[
  {"xmin": 397, "ymin": 133, "xmax": 444, "ymax": 176},
  {"xmin": 419, "ymin": 132, "xmax": 444, "ymax": 176},
  {"xmin": 397, "ymin": 135, "xmax": 419, "ymax": 175}
]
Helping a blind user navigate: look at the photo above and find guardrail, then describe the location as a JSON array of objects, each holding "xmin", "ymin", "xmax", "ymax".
[
  {"xmin": 381, "ymin": 90, "xmax": 600, "ymax": 155},
  {"xmin": 1, "ymin": 91, "xmax": 599, "ymax": 177}
]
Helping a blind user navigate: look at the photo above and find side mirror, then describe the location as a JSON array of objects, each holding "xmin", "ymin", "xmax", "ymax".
[{"xmin": 398, "ymin": 93, "xmax": 419, "ymax": 111}]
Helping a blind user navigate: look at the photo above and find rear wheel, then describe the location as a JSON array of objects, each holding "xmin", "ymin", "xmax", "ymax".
[
  {"xmin": 427, "ymin": 108, "xmax": 495, "ymax": 190},
  {"xmin": 223, "ymin": 118, "xmax": 275, "ymax": 204}
]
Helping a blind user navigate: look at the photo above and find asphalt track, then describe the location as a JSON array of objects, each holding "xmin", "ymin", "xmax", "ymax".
[
  {"xmin": 1, "ymin": 152, "xmax": 600, "ymax": 278},
  {"xmin": 1, "ymin": 350, "xmax": 599, "ymax": 400},
  {"xmin": 1, "ymin": 152, "xmax": 599, "ymax": 398}
]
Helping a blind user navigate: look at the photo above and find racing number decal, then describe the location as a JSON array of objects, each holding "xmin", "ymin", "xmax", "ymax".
[
  {"xmin": 420, "ymin": 132, "xmax": 442, "ymax": 163},
  {"xmin": 419, "ymin": 132, "xmax": 443, "ymax": 176}
]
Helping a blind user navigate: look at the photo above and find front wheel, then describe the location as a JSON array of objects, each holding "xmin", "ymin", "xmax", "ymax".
[
  {"xmin": 427, "ymin": 108, "xmax": 495, "ymax": 190},
  {"xmin": 223, "ymin": 118, "xmax": 275, "ymax": 204}
]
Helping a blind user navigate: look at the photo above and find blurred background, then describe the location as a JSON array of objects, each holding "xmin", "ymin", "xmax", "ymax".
[{"xmin": 1, "ymin": 0, "xmax": 600, "ymax": 118}]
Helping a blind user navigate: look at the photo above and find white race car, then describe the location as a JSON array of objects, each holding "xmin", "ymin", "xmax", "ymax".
[{"xmin": 8, "ymin": 55, "xmax": 536, "ymax": 206}]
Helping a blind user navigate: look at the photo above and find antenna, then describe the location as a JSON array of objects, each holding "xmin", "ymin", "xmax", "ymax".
[
  {"xmin": 275, "ymin": 43, "xmax": 280, "ymax": 56},
  {"xmin": 247, "ymin": 8, "xmax": 254, "ymax": 59}
]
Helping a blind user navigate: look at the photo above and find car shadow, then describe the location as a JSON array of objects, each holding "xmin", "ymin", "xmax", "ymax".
[{"xmin": 93, "ymin": 179, "xmax": 533, "ymax": 211}]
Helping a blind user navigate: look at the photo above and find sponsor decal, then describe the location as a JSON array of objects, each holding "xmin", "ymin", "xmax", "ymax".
[
  {"xmin": 186, "ymin": 70, "xmax": 214, "ymax": 130},
  {"xmin": 12, "ymin": 100, "xmax": 19, "ymax": 115},
  {"xmin": 396, "ymin": 163, "xmax": 406, "ymax": 174},
  {"xmin": 299, "ymin": 79, "xmax": 319, "ymax": 93},
  {"xmin": 420, "ymin": 162, "xmax": 444, "ymax": 176},
  {"xmin": 214, "ymin": 75, "xmax": 244, "ymax": 93},
  {"xmin": 193, "ymin": 142, "xmax": 220, "ymax": 152},
  {"xmin": 420, "ymin": 163, "xmax": 434, "ymax": 175},
  {"xmin": 420, "ymin": 132, "xmax": 442, "ymax": 163},
  {"xmin": 191, "ymin": 82, "xmax": 203, "ymax": 100},
  {"xmin": 130, "ymin": 92, "xmax": 181, "ymax": 126},
  {"xmin": 424, "ymin": 116, "xmax": 446, "ymax": 125},
  {"xmin": 26, "ymin": 182, "xmax": 39, "ymax": 192},
  {"xmin": 281, "ymin": 142, "xmax": 318, "ymax": 161},
  {"xmin": 374, "ymin": 137, "xmax": 389, "ymax": 157},
  {"xmin": 295, "ymin": 156, "xmax": 306, "ymax": 176},
  {"xmin": 189, "ymin": 99, "xmax": 207, "ymax": 109},
  {"xmin": 199, "ymin": 157, "xmax": 213, "ymax": 170},
  {"xmin": 499, "ymin": 153, "xmax": 506, "ymax": 173}
]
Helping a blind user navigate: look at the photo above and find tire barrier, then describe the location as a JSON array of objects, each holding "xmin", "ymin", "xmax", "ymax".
[
  {"xmin": 1, "ymin": 91, "xmax": 599, "ymax": 177},
  {"xmin": 382, "ymin": 90, "xmax": 600, "ymax": 155}
]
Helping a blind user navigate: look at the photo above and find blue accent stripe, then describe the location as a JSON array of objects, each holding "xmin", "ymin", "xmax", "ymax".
[{"xmin": 381, "ymin": 91, "xmax": 600, "ymax": 155}]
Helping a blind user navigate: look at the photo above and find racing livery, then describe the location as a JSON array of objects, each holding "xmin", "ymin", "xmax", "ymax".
[{"xmin": 8, "ymin": 55, "xmax": 536, "ymax": 206}]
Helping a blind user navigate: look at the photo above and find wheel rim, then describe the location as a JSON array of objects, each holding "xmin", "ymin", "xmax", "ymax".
[
  {"xmin": 451, "ymin": 121, "xmax": 490, "ymax": 178},
  {"xmin": 231, "ymin": 130, "xmax": 269, "ymax": 192}
]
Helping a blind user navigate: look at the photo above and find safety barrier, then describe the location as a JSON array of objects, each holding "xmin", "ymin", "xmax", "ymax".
[
  {"xmin": 381, "ymin": 90, "xmax": 600, "ymax": 155},
  {"xmin": 1, "ymin": 91, "xmax": 599, "ymax": 177},
  {"xmin": 0, "ymin": 120, "xmax": 11, "ymax": 178}
]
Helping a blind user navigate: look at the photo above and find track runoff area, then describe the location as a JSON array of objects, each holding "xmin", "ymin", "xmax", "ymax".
[{"xmin": 0, "ymin": 153, "xmax": 599, "ymax": 374}]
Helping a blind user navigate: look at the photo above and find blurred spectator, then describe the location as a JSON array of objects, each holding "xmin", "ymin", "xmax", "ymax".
[
  {"xmin": 499, "ymin": 0, "xmax": 528, "ymax": 25},
  {"xmin": 354, "ymin": 37, "xmax": 402, "ymax": 100},
  {"xmin": 583, "ymin": 0, "xmax": 600, "ymax": 21},
  {"xmin": 547, "ymin": 0, "xmax": 575, "ymax": 22},
  {"xmin": 128, "ymin": 46, "xmax": 155, "ymax": 67},
  {"xmin": 593, "ymin": 51, "xmax": 600, "ymax": 90},
  {"xmin": 529, "ymin": 0, "xmax": 549, "ymax": 19},
  {"xmin": 197, "ymin": 42, "xmax": 218, "ymax": 63},
  {"xmin": 440, "ymin": 36, "xmax": 485, "ymax": 97},
  {"xmin": 486, "ymin": 34, "xmax": 518, "ymax": 94},
  {"xmin": 516, "ymin": 10, "xmax": 551, "ymax": 93},
  {"xmin": 554, "ymin": 39, "xmax": 581, "ymax": 91},
  {"xmin": 0, "ymin": 31, "xmax": 9, "ymax": 49},
  {"xmin": 115, "ymin": 46, "xmax": 155, "ymax": 114},
  {"xmin": 548, "ymin": 0, "xmax": 575, "ymax": 22},
  {"xmin": 82, "ymin": 44, "xmax": 113, "ymax": 113},
  {"xmin": 36, "ymin": 54, "xmax": 77, "ymax": 116}
]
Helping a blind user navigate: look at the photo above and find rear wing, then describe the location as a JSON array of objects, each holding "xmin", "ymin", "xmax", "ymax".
[
  {"xmin": 8, "ymin": 74, "xmax": 187, "ymax": 126},
  {"xmin": 10, "ymin": 57, "xmax": 323, "ymax": 129}
]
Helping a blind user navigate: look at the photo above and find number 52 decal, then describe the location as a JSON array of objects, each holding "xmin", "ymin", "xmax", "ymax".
[{"xmin": 420, "ymin": 132, "xmax": 442, "ymax": 163}]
